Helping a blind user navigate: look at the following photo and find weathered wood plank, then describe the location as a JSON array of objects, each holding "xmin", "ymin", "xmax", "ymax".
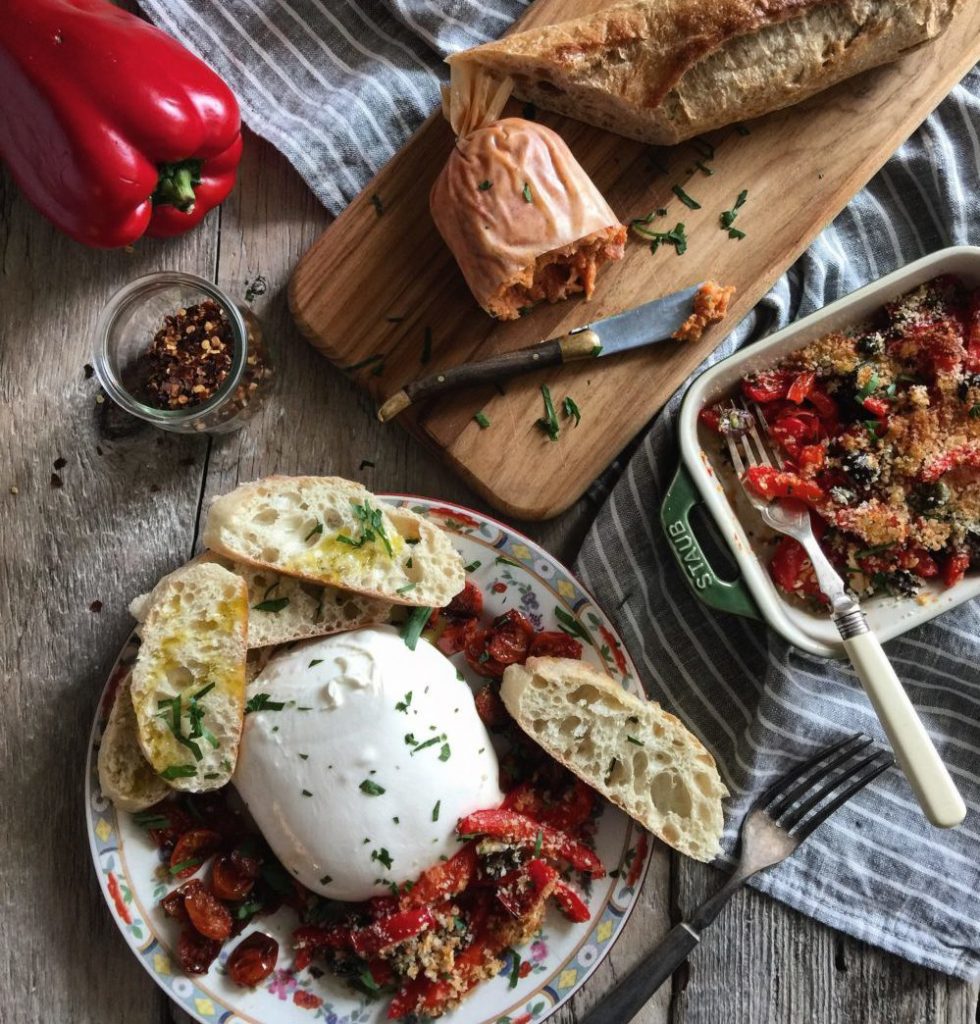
[
  {"xmin": 671, "ymin": 859, "xmax": 979, "ymax": 1024},
  {"xmin": 0, "ymin": 160, "xmax": 220, "ymax": 1020}
]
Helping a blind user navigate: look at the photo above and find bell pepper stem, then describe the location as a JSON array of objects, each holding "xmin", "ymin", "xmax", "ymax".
[{"xmin": 153, "ymin": 159, "xmax": 202, "ymax": 213}]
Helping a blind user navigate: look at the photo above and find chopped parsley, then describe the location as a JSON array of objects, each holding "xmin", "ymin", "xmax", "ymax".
[
  {"xmin": 298, "ymin": 753, "xmax": 309, "ymax": 760},
  {"xmin": 396, "ymin": 582, "xmax": 417, "ymax": 594},
  {"xmin": 522, "ymin": 181, "xmax": 533, "ymax": 203},
  {"xmin": 439, "ymin": 742, "xmax": 451, "ymax": 762},
  {"xmin": 855, "ymin": 370, "xmax": 881, "ymax": 401},
  {"xmin": 507, "ymin": 949, "xmax": 521, "ymax": 988},
  {"xmin": 169, "ymin": 858, "xmax": 201, "ymax": 875},
  {"xmin": 253, "ymin": 597, "xmax": 289, "ymax": 613},
  {"xmin": 563, "ymin": 395, "xmax": 581, "ymax": 426},
  {"xmin": 305, "ymin": 520, "xmax": 324, "ymax": 542},
  {"xmin": 432, "ymin": 800, "xmax": 441, "ymax": 822},
  {"xmin": 309, "ymin": 659, "xmax": 323, "ymax": 668},
  {"xmin": 132, "ymin": 813, "xmax": 170, "ymax": 830},
  {"xmin": 360, "ymin": 780, "xmax": 386, "ymax": 796},
  {"xmin": 371, "ymin": 847, "xmax": 393, "ymax": 871},
  {"xmin": 464, "ymin": 560, "xmax": 482, "ymax": 573},
  {"xmin": 691, "ymin": 137, "xmax": 715, "ymax": 160},
  {"xmin": 478, "ymin": 180, "xmax": 492, "ymax": 191},
  {"xmin": 401, "ymin": 606, "xmax": 433, "ymax": 651},
  {"xmin": 720, "ymin": 189, "xmax": 749, "ymax": 238},
  {"xmin": 632, "ymin": 220, "xmax": 688, "ymax": 255},
  {"xmin": 302, "ymin": 789, "xmax": 313, "ymax": 797},
  {"xmin": 537, "ymin": 384, "xmax": 560, "ymax": 441},
  {"xmin": 627, "ymin": 735, "xmax": 645, "ymax": 746},
  {"xmin": 672, "ymin": 184, "xmax": 701, "ymax": 209},
  {"xmin": 474, "ymin": 411, "xmax": 491, "ymax": 429},
  {"xmin": 396, "ymin": 691, "xmax": 413, "ymax": 712},
  {"xmin": 533, "ymin": 830, "xmax": 543, "ymax": 856},
  {"xmin": 337, "ymin": 499, "xmax": 393, "ymax": 557},
  {"xmin": 320, "ymin": 874, "xmax": 333, "ymax": 886},
  {"xmin": 411, "ymin": 734, "xmax": 446, "ymax": 755}
]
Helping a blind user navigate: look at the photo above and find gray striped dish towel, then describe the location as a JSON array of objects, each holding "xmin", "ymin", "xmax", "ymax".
[{"xmin": 137, "ymin": 0, "xmax": 980, "ymax": 980}]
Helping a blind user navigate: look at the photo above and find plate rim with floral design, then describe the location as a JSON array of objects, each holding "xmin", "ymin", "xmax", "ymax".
[{"xmin": 85, "ymin": 495, "xmax": 653, "ymax": 1024}]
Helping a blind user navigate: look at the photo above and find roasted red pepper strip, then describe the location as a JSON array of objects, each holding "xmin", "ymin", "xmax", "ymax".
[
  {"xmin": 0, "ymin": 0, "xmax": 241, "ymax": 247},
  {"xmin": 786, "ymin": 370, "xmax": 816, "ymax": 404},
  {"xmin": 552, "ymin": 879, "xmax": 592, "ymax": 923},
  {"xmin": 400, "ymin": 843, "xmax": 477, "ymax": 910},
  {"xmin": 458, "ymin": 809, "xmax": 605, "ymax": 878},
  {"xmin": 350, "ymin": 907, "xmax": 436, "ymax": 958},
  {"xmin": 743, "ymin": 465, "xmax": 825, "ymax": 505}
]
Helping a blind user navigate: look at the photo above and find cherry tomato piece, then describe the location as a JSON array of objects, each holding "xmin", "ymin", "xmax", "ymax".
[
  {"xmin": 170, "ymin": 828, "xmax": 223, "ymax": 879},
  {"xmin": 786, "ymin": 370, "xmax": 815, "ymax": 404},
  {"xmin": 473, "ymin": 683, "xmax": 508, "ymax": 728},
  {"xmin": 211, "ymin": 855, "xmax": 255, "ymax": 901},
  {"xmin": 177, "ymin": 925, "xmax": 223, "ymax": 975},
  {"xmin": 528, "ymin": 631, "xmax": 583, "ymax": 659},
  {"xmin": 227, "ymin": 931, "xmax": 279, "ymax": 988},
  {"xmin": 185, "ymin": 883, "xmax": 233, "ymax": 940},
  {"xmin": 743, "ymin": 465, "xmax": 825, "ymax": 505},
  {"xmin": 444, "ymin": 580, "xmax": 483, "ymax": 620}
]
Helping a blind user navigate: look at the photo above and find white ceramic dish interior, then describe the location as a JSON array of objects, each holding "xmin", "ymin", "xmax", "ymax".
[{"xmin": 666, "ymin": 245, "xmax": 980, "ymax": 659}]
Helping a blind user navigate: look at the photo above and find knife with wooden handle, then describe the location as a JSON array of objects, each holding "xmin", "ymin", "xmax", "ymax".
[{"xmin": 377, "ymin": 282, "xmax": 714, "ymax": 422}]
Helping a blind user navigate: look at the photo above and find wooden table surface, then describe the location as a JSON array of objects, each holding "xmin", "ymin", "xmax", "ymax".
[{"xmin": 1, "ymin": 131, "xmax": 977, "ymax": 1024}]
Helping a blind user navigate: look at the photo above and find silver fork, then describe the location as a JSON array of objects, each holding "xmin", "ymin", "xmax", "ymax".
[
  {"xmin": 725, "ymin": 400, "xmax": 964, "ymax": 829},
  {"xmin": 581, "ymin": 735, "xmax": 894, "ymax": 1024}
]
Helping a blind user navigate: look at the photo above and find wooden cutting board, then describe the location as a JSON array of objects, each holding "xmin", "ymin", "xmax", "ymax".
[{"xmin": 290, "ymin": 0, "xmax": 980, "ymax": 521}]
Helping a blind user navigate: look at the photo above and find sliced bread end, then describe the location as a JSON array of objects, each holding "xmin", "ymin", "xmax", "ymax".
[
  {"xmin": 131, "ymin": 561, "xmax": 249, "ymax": 793},
  {"xmin": 97, "ymin": 674, "xmax": 171, "ymax": 812},
  {"xmin": 501, "ymin": 657, "xmax": 727, "ymax": 862},
  {"xmin": 203, "ymin": 476, "xmax": 464, "ymax": 607}
]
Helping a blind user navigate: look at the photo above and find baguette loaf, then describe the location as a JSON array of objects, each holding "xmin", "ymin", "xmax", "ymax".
[
  {"xmin": 97, "ymin": 674, "xmax": 171, "ymax": 812},
  {"xmin": 203, "ymin": 476, "xmax": 464, "ymax": 608},
  {"xmin": 450, "ymin": 0, "xmax": 958, "ymax": 146},
  {"xmin": 129, "ymin": 553, "xmax": 392, "ymax": 648},
  {"xmin": 131, "ymin": 561, "xmax": 248, "ymax": 793},
  {"xmin": 501, "ymin": 657, "xmax": 727, "ymax": 861}
]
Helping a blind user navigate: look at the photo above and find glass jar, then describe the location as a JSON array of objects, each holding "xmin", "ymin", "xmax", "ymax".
[{"xmin": 94, "ymin": 272, "xmax": 276, "ymax": 434}]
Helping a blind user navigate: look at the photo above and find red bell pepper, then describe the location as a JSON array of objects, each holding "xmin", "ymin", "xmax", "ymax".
[
  {"xmin": 457, "ymin": 808, "xmax": 605, "ymax": 878},
  {"xmin": 0, "ymin": 0, "xmax": 242, "ymax": 247},
  {"xmin": 743, "ymin": 465, "xmax": 825, "ymax": 505}
]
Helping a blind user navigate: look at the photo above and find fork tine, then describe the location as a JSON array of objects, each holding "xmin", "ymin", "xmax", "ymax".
[
  {"xmin": 753, "ymin": 734, "xmax": 867, "ymax": 813},
  {"xmin": 744, "ymin": 404, "xmax": 778, "ymax": 470},
  {"xmin": 767, "ymin": 734, "xmax": 873, "ymax": 819},
  {"xmin": 752, "ymin": 403, "xmax": 785, "ymax": 469},
  {"xmin": 778, "ymin": 750, "xmax": 887, "ymax": 831},
  {"xmin": 792, "ymin": 754, "xmax": 895, "ymax": 841}
]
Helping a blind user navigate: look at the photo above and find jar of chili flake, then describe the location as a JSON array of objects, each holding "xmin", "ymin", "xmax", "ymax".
[{"xmin": 94, "ymin": 272, "xmax": 275, "ymax": 434}]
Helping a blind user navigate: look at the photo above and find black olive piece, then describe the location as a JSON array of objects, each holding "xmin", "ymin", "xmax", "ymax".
[
  {"xmin": 885, "ymin": 569, "xmax": 921, "ymax": 598},
  {"xmin": 856, "ymin": 334, "xmax": 885, "ymax": 358},
  {"xmin": 841, "ymin": 450, "xmax": 879, "ymax": 489},
  {"xmin": 910, "ymin": 481, "xmax": 950, "ymax": 513}
]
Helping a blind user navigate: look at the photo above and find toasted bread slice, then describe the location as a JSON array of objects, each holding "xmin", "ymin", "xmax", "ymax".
[
  {"xmin": 501, "ymin": 657, "xmax": 727, "ymax": 861},
  {"xmin": 97, "ymin": 674, "xmax": 171, "ymax": 812},
  {"xmin": 202, "ymin": 476, "xmax": 464, "ymax": 608},
  {"xmin": 129, "ymin": 553, "xmax": 392, "ymax": 648},
  {"xmin": 131, "ymin": 562, "xmax": 248, "ymax": 793}
]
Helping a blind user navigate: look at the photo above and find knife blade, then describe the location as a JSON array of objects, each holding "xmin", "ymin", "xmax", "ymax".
[{"xmin": 377, "ymin": 282, "xmax": 709, "ymax": 422}]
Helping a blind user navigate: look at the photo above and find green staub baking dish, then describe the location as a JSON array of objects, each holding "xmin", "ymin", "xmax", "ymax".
[{"xmin": 661, "ymin": 246, "xmax": 980, "ymax": 659}]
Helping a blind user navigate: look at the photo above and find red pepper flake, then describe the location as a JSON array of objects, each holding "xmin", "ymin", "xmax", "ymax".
[
  {"xmin": 293, "ymin": 991, "xmax": 323, "ymax": 1009},
  {"xmin": 138, "ymin": 300, "xmax": 235, "ymax": 410}
]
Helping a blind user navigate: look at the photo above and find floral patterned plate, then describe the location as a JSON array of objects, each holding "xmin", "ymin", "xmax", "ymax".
[{"xmin": 86, "ymin": 496, "xmax": 653, "ymax": 1024}]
